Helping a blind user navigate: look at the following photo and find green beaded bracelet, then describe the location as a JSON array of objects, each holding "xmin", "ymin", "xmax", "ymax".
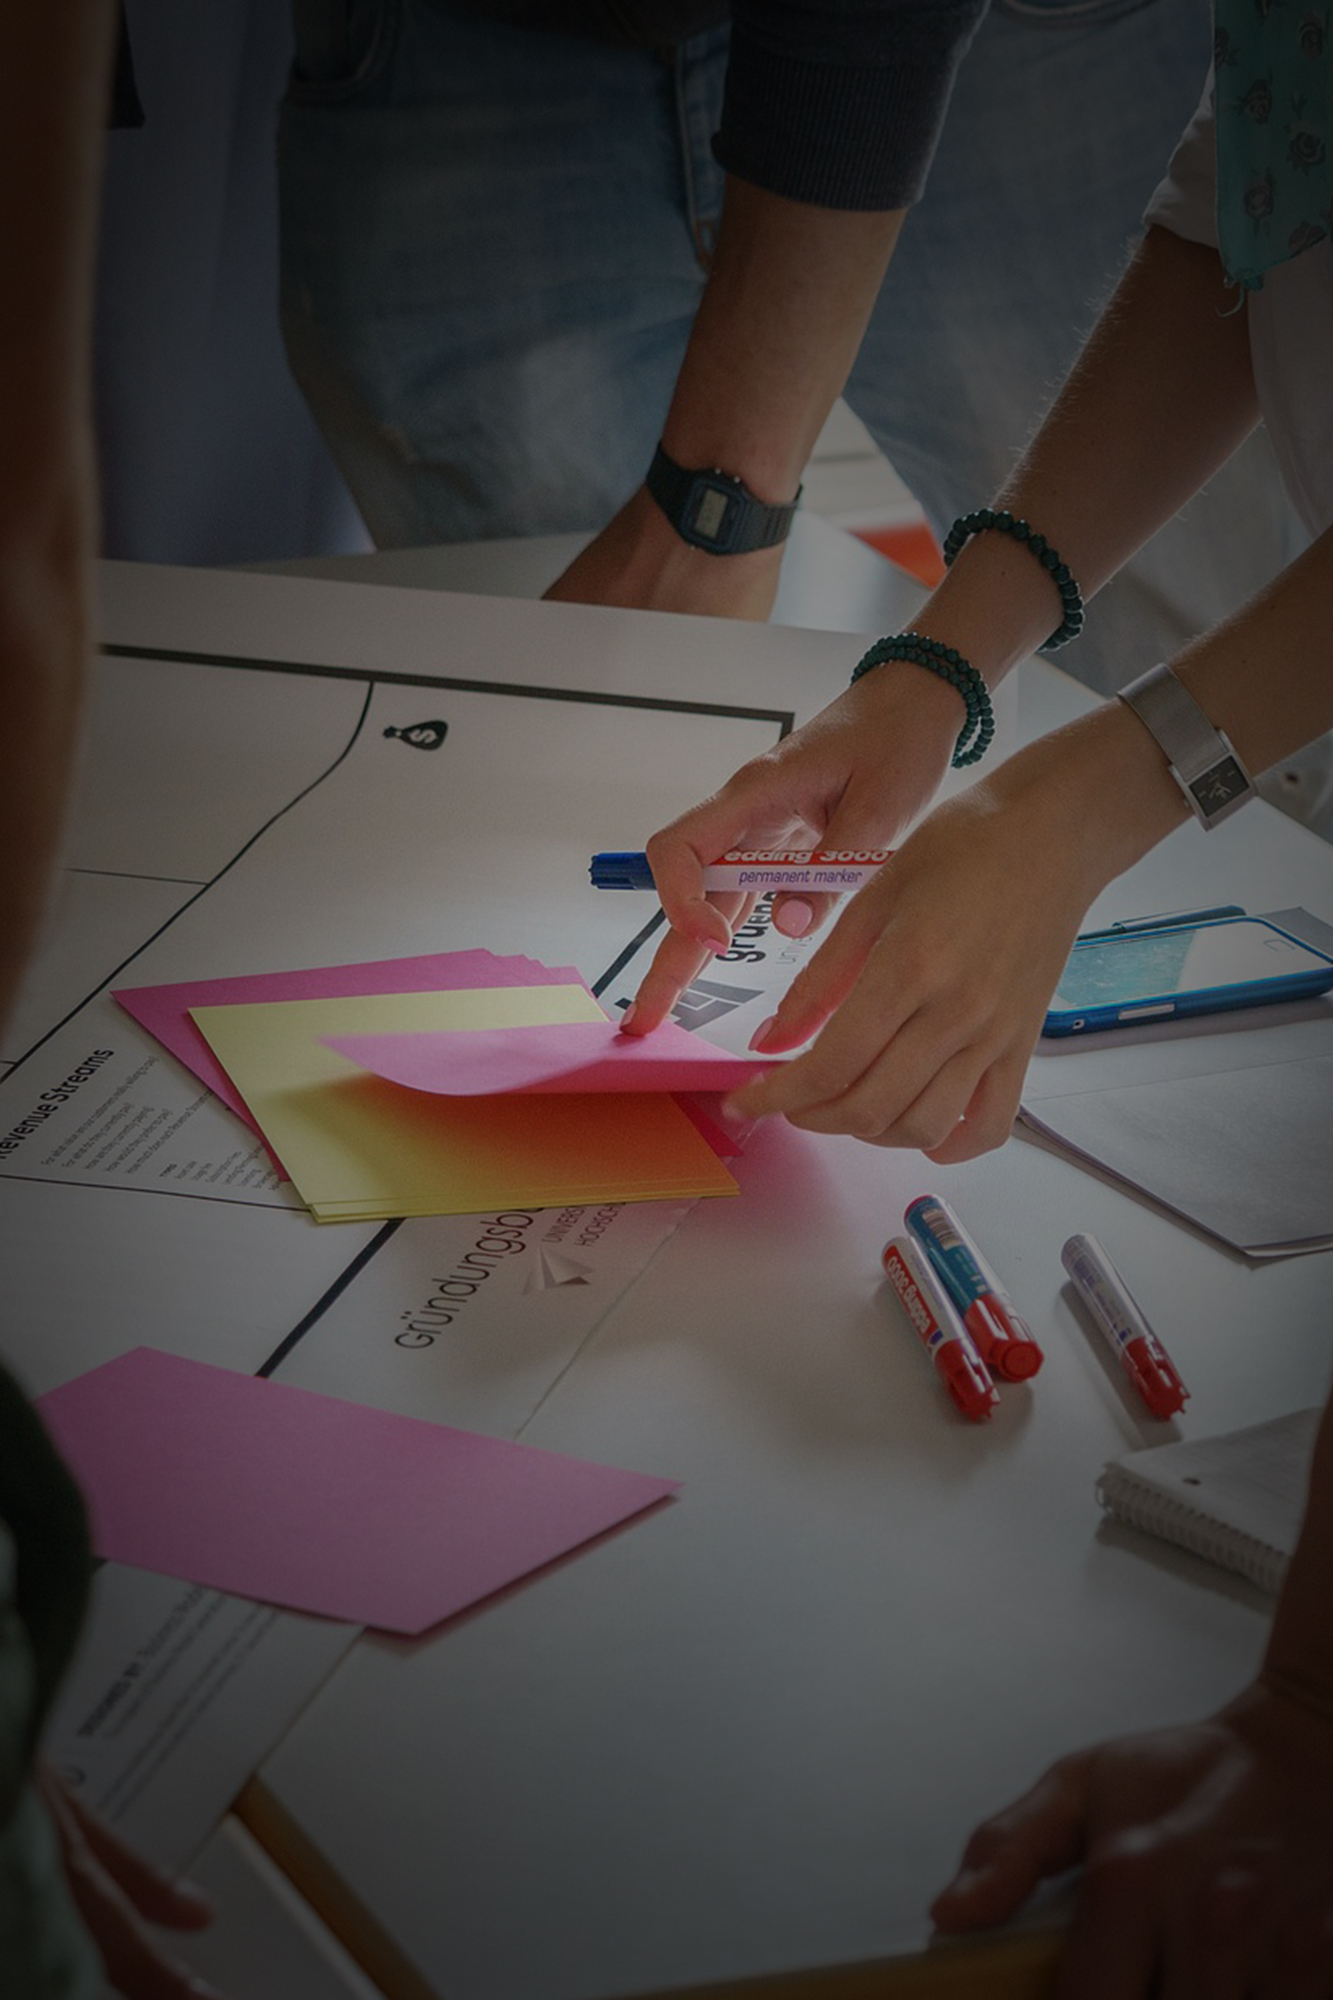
[
  {"xmin": 849, "ymin": 631, "xmax": 995, "ymax": 768},
  {"xmin": 942, "ymin": 506, "xmax": 1084, "ymax": 650}
]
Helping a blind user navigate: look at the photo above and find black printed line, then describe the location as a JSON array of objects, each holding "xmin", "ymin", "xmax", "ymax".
[
  {"xmin": 257, "ymin": 1221, "xmax": 404, "ymax": 1376},
  {"xmin": 2, "ymin": 683, "xmax": 376, "ymax": 1080},
  {"xmin": 592, "ymin": 910, "xmax": 668, "ymax": 999},
  {"xmin": 66, "ymin": 868, "xmax": 207, "ymax": 886},
  {"xmin": 101, "ymin": 643, "xmax": 793, "ymax": 730},
  {"xmin": 0, "ymin": 1171, "xmax": 301, "ymax": 1209}
]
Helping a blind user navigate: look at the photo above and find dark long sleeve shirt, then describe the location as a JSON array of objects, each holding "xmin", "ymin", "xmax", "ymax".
[{"xmin": 455, "ymin": 0, "xmax": 992, "ymax": 207}]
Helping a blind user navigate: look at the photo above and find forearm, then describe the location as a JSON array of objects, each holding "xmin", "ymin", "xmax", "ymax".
[
  {"xmin": 943, "ymin": 517, "xmax": 1333, "ymax": 906},
  {"xmin": 908, "ymin": 224, "xmax": 1261, "ymax": 682},
  {"xmin": 663, "ymin": 176, "xmax": 903, "ymax": 496},
  {"xmin": 546, "ymin": 177, "xmax": 902, "ymax": 617},
  {"xmin": 0, "ymin": 3, "xmax": 114, "ymax": 1031}
]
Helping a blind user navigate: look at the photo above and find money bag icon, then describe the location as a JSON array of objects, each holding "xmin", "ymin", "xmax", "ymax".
[{"xmin": 383, "ymin": 720, "xmax": 448, "ymax": 752}]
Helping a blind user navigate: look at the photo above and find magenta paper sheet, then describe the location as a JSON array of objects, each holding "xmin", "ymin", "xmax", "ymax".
[
  {"xmin": 115, "ymin": 948, "xmax": 588, "ymax": 1128},
  {"xmin": 323, "ymin": 1017, "xmax": 765, "ymax": 1096},
  {"xmin": 114, "ymin": 952, "xmax": 586, "ymax": 1128},
  {"xmin": 38, "ymin": 1348, "xmax": 677, "ymax": 1635}
]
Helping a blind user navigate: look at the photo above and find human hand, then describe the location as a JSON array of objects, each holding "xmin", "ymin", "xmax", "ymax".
[
  {"xmin": 716, "ymin": 738, "xmax": 1098, "ymax": 1158},
  {"xmin": 39, "ymin": 1765, "xmax": 224, "ymax": 2000},
  {"xmin": 623, "ymin": 661, "xmax": 966, "ymax": 1037},
  {"xmin": 543, "ymin": 485, "xmax": 784, "ymax": 622},
  {"xmin": 718, "ymin": 700, "xmax": 1184, "ymax": 1160},
  {"xmin": 930, "ymin": 1679, "xmax": 1333, "ymax": 1999}
]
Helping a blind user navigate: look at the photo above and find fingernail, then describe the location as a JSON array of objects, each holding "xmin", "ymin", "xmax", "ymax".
[
  {"xmin": 619, "ymin": 1003, "xmax": 637, "ymax": 1033},
  {"xmin": 775, "ymin": 898, "xmax": 814, "ymax": 938},
  {"xmin": 748, "ymin": 1015, "xmax": 777, "ymax": 1053},
  {"xmin": 720, "ymin": 1093, "xmax": 761, "ymax": 1127}
]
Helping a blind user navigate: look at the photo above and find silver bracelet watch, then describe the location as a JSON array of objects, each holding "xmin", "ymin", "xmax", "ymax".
[{"xmin": 1117, "ymin": 663, "xmax": 1255, "ymax": 830}]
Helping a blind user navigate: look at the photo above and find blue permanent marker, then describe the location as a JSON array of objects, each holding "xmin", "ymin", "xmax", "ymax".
[
  {"xmin": 590, "ymin": 848, "xmax": 892, "ymax": 894},
  {"xmin": 904, "ymin": 1194, "xmax": 1044, "ymax": 1382}
]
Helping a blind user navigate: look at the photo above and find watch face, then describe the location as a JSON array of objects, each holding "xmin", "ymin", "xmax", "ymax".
[
  {"xmin": 687, "ymin": 482, "xmax": 737, "ymax": 547},
  {"xmin": 1189, "ymin": 757, "xmax": 1250, "ymax": 817}
]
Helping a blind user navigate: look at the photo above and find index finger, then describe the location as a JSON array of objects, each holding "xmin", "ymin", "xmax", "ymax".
[
  {"xmin": 623, "ymin": 890, "xmax": 751, "ymax": 1037},
  {"xmin": 643, "ymin": 778, "xmax": 813, "ymax": 949},
  {"xmin": 623, "ymin": 779, "xmax": 817, "ymax": 1036}
]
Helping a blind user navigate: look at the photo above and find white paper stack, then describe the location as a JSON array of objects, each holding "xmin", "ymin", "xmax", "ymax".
[{"xmin": 1098, "ymin": 1408, "xmax": 1320, "ymax": 1593}]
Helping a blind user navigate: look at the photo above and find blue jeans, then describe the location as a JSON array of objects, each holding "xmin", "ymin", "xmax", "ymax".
[{"xmin": 278, "ymin": 0, "xmax": 1304, "ymax": 708}]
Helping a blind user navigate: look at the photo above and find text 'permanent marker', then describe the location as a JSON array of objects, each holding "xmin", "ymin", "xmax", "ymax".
[
  {"xmin": 904, "ymin": 1195, "xmax": 1044, "ymax": 1382},
  {"xmin": 881, "ymin": 1235, "xmax": 999, "ymax": 1423},
  {"xmin": 1061, "ymin": 1233, "xmax": 1189, "ymax": 1421},
  {"xmin": 590, "ymin": 849, "xmax": 892, "ymax": 894}
]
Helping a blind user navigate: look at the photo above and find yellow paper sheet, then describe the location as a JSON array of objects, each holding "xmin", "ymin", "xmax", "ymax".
[{"xmin": 190, "ymin": 986, "xmax": 737, "ymax": 1220}]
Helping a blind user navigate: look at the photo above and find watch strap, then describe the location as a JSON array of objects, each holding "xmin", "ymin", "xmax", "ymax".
[
  {"xmin": 646, "ymin": 444, "xmax": 800, "ymax": 556},
  {"xmin": 1118, "ymin": 663, "xmax": 1255, "ymax": 830}
]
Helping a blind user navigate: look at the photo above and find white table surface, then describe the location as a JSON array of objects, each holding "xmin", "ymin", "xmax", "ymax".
[{"xmin": 21, "ymin": 553, "xmax": 1332, "ymax": 2000}]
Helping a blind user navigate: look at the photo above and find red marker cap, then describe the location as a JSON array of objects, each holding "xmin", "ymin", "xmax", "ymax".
[
  {"xmin": 1122, "ymin": 1334, "xmax": 1189, "ymax": 1421},
  {"xmin": 962, "ymin": 1297, "xmax": 1044, "ymax": 1382}
]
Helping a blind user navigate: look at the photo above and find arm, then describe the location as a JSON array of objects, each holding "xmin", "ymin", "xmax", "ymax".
[
  {"xmin": 930, "ymin": 1384, "xmax": 1333, "ymax": 1998},
  {"xmin": 0, "ymin": 3, "xmax": 110, "ymax": 1032},
  {"xmin": 722, "ymin": 518, "xmax": 1333, "ymax": 1156},
  {"xmin": 546, "ymin": 0, "xmax": 985, "ymax": 621},
  {"xmin": 0, "ymin": 15, "xmax": 230, "ymax": 1995},
  {"xmin": 546, "ymin": 176, "xmax": 904, "ymax": 620},
  {"xmin": 626, "ymin": 220, "xmax": 1266, "ymax": 1043}
]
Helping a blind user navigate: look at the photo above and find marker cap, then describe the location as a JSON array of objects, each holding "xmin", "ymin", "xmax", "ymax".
[
  {"xmin": 964, "ymin": 1297, "xmax": 1044, "ymax": 1382},
  {"xmin": 935, "ymin": 1333, "xmax": 1002, "ymax": 1424},
  {"xmin": 590, "ymin": 852, "xmax": 655, "ymax": 890},
  {"xmin": 1124, "ymin": 1336, "xmax": 1189, "ymax": 1421}
]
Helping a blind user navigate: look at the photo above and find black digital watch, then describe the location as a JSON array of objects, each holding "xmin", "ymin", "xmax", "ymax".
[{"xmin": 645, "ymin": 443, "xmax": 801, "ymax": 556}]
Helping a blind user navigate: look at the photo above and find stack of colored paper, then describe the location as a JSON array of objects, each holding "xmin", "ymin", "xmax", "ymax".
[{"xmin": 116, "ymin": 952, "xmax": 760, "ymax": 1223}]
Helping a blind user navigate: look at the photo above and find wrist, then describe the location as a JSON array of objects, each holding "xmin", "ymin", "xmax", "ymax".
[
  {"xmin": 914, "ymin": 531, "xmax": 1079, "ymax": 682},
  {"xmin": 545, "ymin": 485, "xmax": 783, "ymax": 620},
  {"xmin": 622, "ymin": 483, "xmax": 786, "ymax": 609},
  {"xmin": 657, "ymin": 421, "xmax": 804, "ymax": 513},
  {"xmin": 987, "ymin": 697, "xmax": 1191, "ymax": 901},
  {"xmin": 1225, "ymin": 1677, "xmax": 1333, "ymax": 1778},
  {"xmin": 849, "ymin": 652, "xmax": 971, "ymax": 759},
  {"xmin": 645, "ymin": 444, "xmax": 800, "ymax": 559}
]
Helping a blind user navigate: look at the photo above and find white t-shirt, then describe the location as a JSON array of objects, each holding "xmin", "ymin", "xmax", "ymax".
[{"xmin": 1146, "ymin": 76, "xmax": 1333, "ymax": 539}]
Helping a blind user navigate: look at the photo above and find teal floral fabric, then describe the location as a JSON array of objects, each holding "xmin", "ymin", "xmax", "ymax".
[{"xmin": 1215, "ymin": 0, "xmax": 1333, "ymax": 287}]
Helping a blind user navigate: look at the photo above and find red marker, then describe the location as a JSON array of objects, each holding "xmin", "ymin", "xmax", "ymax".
[
  {"xmin": 881, "ymin": 1235, "xmax": 999, "ymax": 1423},
  {"xmin": 904, "ymin": 1195, "xmax": 1044, "ymax": 1382},
  {"xmin": 1061, "ymin": 1233, "xmax": 1189, "ymax": 1421}
]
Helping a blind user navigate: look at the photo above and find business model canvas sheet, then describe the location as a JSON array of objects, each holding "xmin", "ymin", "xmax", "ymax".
[{"xmin": 3, "ymin": 577, "xmax": 806, "ymax": 1865}]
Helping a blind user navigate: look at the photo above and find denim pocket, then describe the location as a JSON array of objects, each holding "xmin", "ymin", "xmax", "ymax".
[
  {"xmin": 998, "ymin": 0, "xmax": 1161, "ymax": 23},
  {"xmin": 287, "ymin": 0, "xmax": 395, "ymax": 100}
]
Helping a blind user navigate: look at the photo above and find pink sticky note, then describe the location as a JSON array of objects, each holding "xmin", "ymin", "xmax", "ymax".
[
  {"xmin": 323, "ymin": 1016, "xmax": 766, "ymax": 1096},
  {"xmin": 115, "ymin": 953, "xmax": 588, "ymax": 1130},
  {"xmin": 37, "ymin": 1349, "xmax": 677, "ymax": 1635}
]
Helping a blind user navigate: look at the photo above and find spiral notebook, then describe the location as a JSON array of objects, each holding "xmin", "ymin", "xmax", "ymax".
[{"xmin": 1097, "ymin": 1408, "xmax": 1320, "ymax": 1594}]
